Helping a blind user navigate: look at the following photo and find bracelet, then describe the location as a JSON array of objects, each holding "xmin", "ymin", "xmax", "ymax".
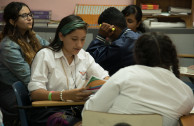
[
  {"xmin": 60, "ymin": 89, "xmax": 65, "ymax": 101},
  {"xmin": 48, "ymin": 91, "xmax": 54, "ymax": 101}
]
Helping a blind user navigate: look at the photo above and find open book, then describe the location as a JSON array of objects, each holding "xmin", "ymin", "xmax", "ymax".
[{"xmin": 85, "ymin": 76, "xmax": 106, "ymax": 93}]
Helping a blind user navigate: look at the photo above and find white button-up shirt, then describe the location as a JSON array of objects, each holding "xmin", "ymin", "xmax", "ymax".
[
  {"xmin": 83, "ymin": 65, "xmax": 194, "ymax": 126},
  {"xmin": 28, "ymin": 48, "xmax": 109, "ymax": 92}
]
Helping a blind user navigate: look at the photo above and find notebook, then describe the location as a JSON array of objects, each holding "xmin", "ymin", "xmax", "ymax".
[{"xmin": 85, "ymin": 76, "xmax": 106, "ymax": 93}]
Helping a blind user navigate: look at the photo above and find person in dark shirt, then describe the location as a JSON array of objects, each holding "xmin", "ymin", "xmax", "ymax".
[{"xmin": 86, "ymin": 7, "xmax": 140, "ymax": 76}]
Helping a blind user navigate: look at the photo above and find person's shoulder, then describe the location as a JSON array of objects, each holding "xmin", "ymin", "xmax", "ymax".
[
  {"xmin": 116, "ymin": 65, "xmax": 145, "ymax": 76},
  {"xmin": 80, "ymin": 49, "xmax": 89, "ymax": 55},
  {"xmin": 77, "ymin": 49, "xmax": 90, "ymax": 59},
  {"xmin": 120, "ymin": 65, "xmax": 139, "ymax": 71},
  {"xmin": 110, "ymin": 65, "xmax": 138, "ymax": 81},
  {"xmin": 33, "ymin": 48, "xmax": 57, "ymax": 65},
  {"xmin": 35, "ymin": 34, "xmax": 42, "ymax": 40},
  {"xmin": 123, "ymin": 29, "xmax": 140, "ymax": 39},
  {"xmin": 35, "ymin": 34, "xmax": 45, "ymax": 41},
  {"xmin": 0, "ymin": 36, "xmax": 20, "ymax": 48},
  {"xmin": 77, "ymin": 49, "xmax": 97, "ymax": 62},
  {"xmin": 39, "ymin": 47, "xmax": 53, "ymax": 53},
  {"xmin": 36, "ymin": 48, "xmax": 54, "ymax": 57},
  {"xmin": 35, "ymin": 34, "xmax": 49, "ymax": 46}
]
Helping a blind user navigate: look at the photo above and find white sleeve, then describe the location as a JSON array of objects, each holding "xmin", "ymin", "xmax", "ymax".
[
  {"xmin": 83, "ymin": 72, "xmax": 121, "ymax": 112},
  {"xmin": 86, "ymin": 52, "xmax": 109, "ymax": 79},
  {"xmin": 28, "ymin": 49, "xmax": 49, "ymax": 92}
]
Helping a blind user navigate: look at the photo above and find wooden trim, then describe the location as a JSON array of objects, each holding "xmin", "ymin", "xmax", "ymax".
[
  {"xmin": 32, "ymin": 101, "xmax": 85, "ymax": 107},
  {"xmin": 178, "ymin": 54, "xmax": 194, "ymax": 58},
  {"xmin": 179, "ymin": 114, "xmax": 194, "ymax": 126}
]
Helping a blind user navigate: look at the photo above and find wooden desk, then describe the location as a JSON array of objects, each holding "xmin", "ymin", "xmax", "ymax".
[
  {"xmin": 180, "ymin": 114, "xmax": 194, "ymax": 126},
  {"xmin": 32, "ymin": 100, "xmax": 85, "ymax": 107},
  {"xmin": 178, "ymin": 54, "xmax": 194, "ymax": 58},
  {"xmin": 180, "ymin": 67, "xmax": 194, "ymax": 78}
]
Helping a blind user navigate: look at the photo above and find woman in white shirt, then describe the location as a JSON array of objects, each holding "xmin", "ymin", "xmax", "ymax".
[
  {"xmin": 83, "ymin": 32, "xmax": 194, "ymax": 126},
  {"xmin": 28, "ymin": 15, "xmax": 109, "ymax": 125}
]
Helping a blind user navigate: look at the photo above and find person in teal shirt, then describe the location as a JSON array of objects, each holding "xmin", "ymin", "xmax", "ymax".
[{"xmin": 0, "ymin": 2, "xmax": 49, "ymax": 125}]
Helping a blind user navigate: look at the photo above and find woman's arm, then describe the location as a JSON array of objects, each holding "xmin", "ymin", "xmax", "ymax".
[
  {"xmin": 31, "ymin": 88, "xmax": 92, "ymax": 102},
  {"xmin": 0, "ymin": 40, "xmax": 30, "ymax": 85},
  {"xmin": 36, "ymin": 34, "xmax": 50, "ymax": 46}
]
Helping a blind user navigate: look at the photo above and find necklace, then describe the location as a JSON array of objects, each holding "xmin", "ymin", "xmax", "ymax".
[
  {"xmin": 60, "ymin": 56, "xmax": 79, "ymax": 89},
  {"xmin": 60, "ymin": 58, "xmax": 69, "ymax": 90}
]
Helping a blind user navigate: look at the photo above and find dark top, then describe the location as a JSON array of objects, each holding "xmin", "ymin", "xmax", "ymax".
[{"xmin": 86, "ymin": 28, "xmax": 140, "ymax": 76}]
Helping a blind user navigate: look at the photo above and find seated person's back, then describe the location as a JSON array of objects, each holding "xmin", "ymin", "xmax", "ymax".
[{"xmin": 83, "ymin": 32, "xmax": 194, "ymax": 126}]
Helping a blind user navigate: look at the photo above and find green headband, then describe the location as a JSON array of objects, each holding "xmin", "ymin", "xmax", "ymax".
[{"xmin": 60, "ymin": 20, "xmax": 86, "ymax": 36}]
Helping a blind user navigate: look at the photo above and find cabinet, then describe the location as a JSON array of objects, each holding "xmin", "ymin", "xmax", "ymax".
[{"xmin": 134, "ymin": 0, "xmax": 194, "ymax": 28}]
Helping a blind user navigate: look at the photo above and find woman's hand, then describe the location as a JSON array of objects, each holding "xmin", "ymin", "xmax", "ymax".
[{"xmin": 62, "ymin": 87, "xmax": 93, "ymax": 102}]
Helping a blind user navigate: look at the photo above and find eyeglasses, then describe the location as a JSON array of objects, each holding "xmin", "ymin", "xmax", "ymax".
[{"xmin": 18, "ymin": 13, "xmax": 33, "ymax": 20}]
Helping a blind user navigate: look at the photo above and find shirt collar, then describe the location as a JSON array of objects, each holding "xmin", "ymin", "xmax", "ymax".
[
  {"xmin": 76, "ymin": 49, "xmax": 85, "ymax": 60},
  {"xmin": 54, "ymin": 49, "xmax": 64, "ymax": 59}
]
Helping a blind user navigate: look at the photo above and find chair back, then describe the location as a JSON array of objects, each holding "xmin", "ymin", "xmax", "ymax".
[
  {"xmin": 82, "ymin": 110, "xmax": 163, "ymax": 126},
  {"xmin": 12, "ymin": 81, "xmax": 31, "ymax": 126},
  {"xmin": 180, "ymin": 114, "xmax": 194, "ymax": 126}
]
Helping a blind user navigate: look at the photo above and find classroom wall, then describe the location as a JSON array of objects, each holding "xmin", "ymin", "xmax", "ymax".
[{"xmin": 0, "ymin": 0, "xmax": 133, "ymax": 21}]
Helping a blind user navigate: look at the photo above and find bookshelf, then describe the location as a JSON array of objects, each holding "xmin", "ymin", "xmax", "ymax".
[
  {"xmin": 134, "ymin": 0, "xmax": 194, "ymax": 28},
  {"xmin": 74, "ymin": 4, "xmax": 127, "ymax": 28}
]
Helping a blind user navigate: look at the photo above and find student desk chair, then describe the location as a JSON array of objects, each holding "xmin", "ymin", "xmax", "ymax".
[
  {"xmin": 179, "ymin": 114, "xmax": 194, "ymax": 126},
  {"xmin": 12, "ymin": 81, "xmax": 85, "ymax": 126},
  {"xmin": 82, "ymin": 110, "xmax": 163, "ymax": 126},
  {"xmin": 12, "ymin": 81, "xmax": 31, "ymax": 126}
]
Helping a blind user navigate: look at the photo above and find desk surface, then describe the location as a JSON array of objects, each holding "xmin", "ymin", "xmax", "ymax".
[
  {"xmin": 32, "ymin": 100, "xmax": 85, "ymax": 107},
  {"xmin": 178, "ymin": 54, "xmax": 194, "ymax": 58},
  {"xmin": 180, "ymin": 113, "xmax": 194, "ymax": 126},
  {"xmin": 180, "ymin": 67, "xmax": 194, "ymax": 78}
]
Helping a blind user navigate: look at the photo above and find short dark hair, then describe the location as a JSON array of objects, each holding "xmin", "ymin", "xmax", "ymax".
[
  {"xmin": 134, "ymin": 32, "xmax": 180, "ymax": 78},
  {"xmin": 98, "ymin": 7, "xmax": 127, "ymax": 30}
]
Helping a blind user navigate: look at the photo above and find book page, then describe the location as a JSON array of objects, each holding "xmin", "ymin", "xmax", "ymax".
[{"xmin": 84, "ymin": 76, "xmax": 106, "ymax": 93}]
